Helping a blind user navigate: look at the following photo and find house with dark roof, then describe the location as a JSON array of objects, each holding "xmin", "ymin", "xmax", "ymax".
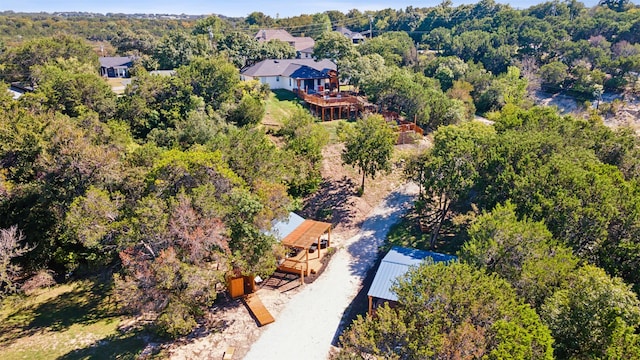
[
  {"xmin": 335, "ymin": 26, "xmax": 366, "ymax": 44},
  {"xmin": 240, "ymin": 58, "xmax": 336, "ymax": 93},
  {"xmin": 255, "ymin": 29, "xmax": 316, "ymax": 59},
  {"xmin": 99, "ymin": 56, "xmax": 135, "ymax": 78},
  {"xmin": 367, "ymin": 246, "xmax": 456, "ymax": 315}
]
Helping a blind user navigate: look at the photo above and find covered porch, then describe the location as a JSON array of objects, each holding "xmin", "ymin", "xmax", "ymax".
[{"xmin": 277, "ymin": 219, "xmax": 332, "ymax": 284}]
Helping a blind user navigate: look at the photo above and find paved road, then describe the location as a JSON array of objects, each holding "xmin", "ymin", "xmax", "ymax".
[{"xmin": 244, "ymin": 183, "xmax": 419, "ymax": 360}]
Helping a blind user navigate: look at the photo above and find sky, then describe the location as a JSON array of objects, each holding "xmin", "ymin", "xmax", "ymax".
[{"xmin": 1, "ymin": 0, "xmax": 605, "ymax": 18}]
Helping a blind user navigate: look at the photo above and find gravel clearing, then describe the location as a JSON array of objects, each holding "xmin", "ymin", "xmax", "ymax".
[{"xmin": 243, "ymin": 182, "xmax": 419, "ymax": 360}]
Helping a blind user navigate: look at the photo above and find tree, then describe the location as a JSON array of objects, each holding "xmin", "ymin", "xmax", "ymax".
[
  {"xmin": 64, "ymin": 186, "xmax": 121, "ymax": 268},
  {"xmin": 407, "ymin": 122, "xmax": 494, "ymax": 248},
  {"xmin": 154, "ymin": 30, "xmax": 208, "ymax": 69},
  {"xmin": 599, "ymin": 0, "xmax": 631, "ymax": 12},
  {"xmin": 313, "ymin": 31, "xmax": 356, "ymax": 91},
  {"xmin": 539, "ymin": 61, "xmax": 568, "ymax": 92},
  {"xmin": 340, "ymin": 54, "xmax": 386, "ymax": 94},
  {"xmin": 337, "ymin": 261, "xmax": 554, "ymax": 359},
  {"xmin": 176, "ymin": 56, "xmax": 239, "ymax": 110},
  {"xmin": 28, "ymin": 62, "xmax": 117, "ymax": 121},
  {"xmin": 460, "ymin": 202, "xmax": 579, "ymax": 308},
  {"xmin": 0, "ymin": 34, "xmax": 97, "ymax": 83},
  {"xmin": 115, "ymin": 193, "xmax": 229, "ymax": 338},
  {"xmin": 279, "ymin": 107, "xmax": 329, "ymax": 196},
  {"xmin": 339, "ymin": 114, "xmax": 397, "ymax": 194},
  {"xmin": 313, "ymin": 31, "xmax": 355, "ymax": 63},
  {"xmin": 541, "ymin": 265, "xmax": 640, "ymax": 359},
  {"xmin": 227, "ymin": 93, "xmax": 265, "ymax": 127},
  {"xmin": 0, "ymin": 226, "xmax": 32, "ymax": 295},
  {"xmin": 358, "ymin": 31, "xmax": 416, "ymax": 67}
]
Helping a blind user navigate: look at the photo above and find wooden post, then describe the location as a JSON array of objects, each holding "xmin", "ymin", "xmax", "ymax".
[
  {"xmin": 300, "ymin": 267, "xmax": 304, "ymax": 285},
  {"xmin": 368, "ymin": 296, "xmax": 373, "ymax": 316}
]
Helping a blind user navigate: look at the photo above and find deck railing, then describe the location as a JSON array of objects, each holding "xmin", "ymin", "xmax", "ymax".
[{"xmin": 295, "ymin": 89, "xmax": 360, "ymax": 107}]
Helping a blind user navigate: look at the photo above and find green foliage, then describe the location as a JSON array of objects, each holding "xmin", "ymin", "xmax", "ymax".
[
  {"xmin": 279, "ymin": 107, "xmax": 329, "ymax": 196},
  {"xmin": 340, "ymin": 114, "xmax": 396, "ymax": 193},
  {"xmin": 154, "ymin": 30, "xmax": 209, "ymax": 69},
  {"xmin": 539, "ymin": 61, "xmax": 569, "ymax": 92},
  {"xmin": 29, "ymin": 63, "xmax": 117, "ymax": 120},
  {"xmin": 176, "ymin": 56, "xmax": 239, "ymax": 110},
  {"xmin": 340, "ymin": 54, "xmax": 386, "ymax": 93},
  {"xmin": 227, "ymin": 93, "xmax": 265, "ymax": 127},
  {"xmin": 407, "ymin": 121, "xmax": 494, "ymax": 247},
  {"xmin": 358, "ymin": 32, "xmax": 416, "ymax": 67},
  {"xmin": 338, "ymin": 262, "xmax": 553, "ymax": 359},
  {"xmin": 541, "ymin": 265, "xmax": 640, "ymax": 359},
  {"xmin": 313, "ymin": 31, "xmax": 356, "ymax": 64},
  {"xmin": 461, "ymin": 202, "xmax": 579, "ymax": 308},
  {"xmin": 0, "ymin": 34, "xmax": 97, "ymax": 82},
  {"xmin": 64, "ymin": 187, "xmax": 121, "ymax": 268}
]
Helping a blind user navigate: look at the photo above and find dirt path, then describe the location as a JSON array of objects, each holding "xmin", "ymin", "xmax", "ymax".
[{"xmin": 243, "ymin": 182, "xmax": 419, "ymax": 360}]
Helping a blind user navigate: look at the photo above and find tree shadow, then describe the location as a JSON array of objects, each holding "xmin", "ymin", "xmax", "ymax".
[
  {"xmin": 0, "ymin": 279, "xmax": 119, "ymax": 348},
  {"xmin": 386, "ymin": 210, "xmax": 466, "ymax": 255},
  {"xmin": 302, "ymin": 176, "xmax": 357, "ymax": 227},
  {"xmin": 56, "ymin": 331, "xmax": 147, "ymax": 360},
  {"xmin": 271, "ymin": 89, "xmax": 299, "ymax": 102},
  {"xmin": 325, "ymin": 185, "xmax": 417, "ymax": 347},
  {"xmin": 28, "ymin": 281, "xmax": 114, "ymax": 331},
  {"xmin": 345, "ymin": 186, "xmax": 417, "ymax": 278},
  {"xmin": 331, "ymin": 253, "xmax": 383, "ymax": 347}
]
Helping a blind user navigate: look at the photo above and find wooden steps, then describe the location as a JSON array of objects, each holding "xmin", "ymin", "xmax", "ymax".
[{"xmin": 244, "ymin": 294, "xmax": 275, "ymax": 327}]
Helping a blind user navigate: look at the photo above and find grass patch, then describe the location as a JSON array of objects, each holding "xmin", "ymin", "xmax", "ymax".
[
  {"xmin": 262, "ymin": 89, "xmax": 304, "ymax": 127},
  {"xmin": 104, "ymin": 78, "xmax": 129, "ymax": 95},
  {"xmin": 0, "ymin": 279, "xmax": 146, "ymax": 360},
  {"xmin": 385, "ymin": 211, "xmax": 465, "ymax": 256},
  {"xmin": 319, "ymin": 119, "xmax": 347, "ymax": 145}
]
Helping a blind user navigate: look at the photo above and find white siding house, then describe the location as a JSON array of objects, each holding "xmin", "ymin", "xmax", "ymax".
[{"xmin": 241, "ymin": 59, "xmax": 336, "ymax": 93}]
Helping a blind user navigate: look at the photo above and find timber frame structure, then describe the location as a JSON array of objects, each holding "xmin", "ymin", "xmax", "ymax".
[
  {"xmin": 295, "ymin": 89, "xmax": 375, "ymax": 121},
  {"xmin": 277, "ymin": 219, "xmax": 332, "ymax": 284}
]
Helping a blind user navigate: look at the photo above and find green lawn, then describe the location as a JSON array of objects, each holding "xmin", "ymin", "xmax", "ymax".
[
  {"xmin": 319, "ymin": 119, "xmax": 348, "ymax": 145},
  {"xmin": 262, "ymin": 89, "xmax": 304, "ymax": 128},
  {"xmin": 0, "ymin": 280, "xmax": 146, "ymax": 360},
  {"xmin": 385, "ymin": 211, "xmax": 465, "ymax": 256}
]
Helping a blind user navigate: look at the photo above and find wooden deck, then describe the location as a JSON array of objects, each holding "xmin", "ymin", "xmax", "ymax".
[
  {"xmin": 244, "ymin": 293, "xmax": 275, "ymax": 327},
  {"xmin": 277, "ymin": 244, "xmax": 329, "ymax": 279},
  {"xmin": 295, "ymin": 89, "xmax": 373, "ymax": 121}
]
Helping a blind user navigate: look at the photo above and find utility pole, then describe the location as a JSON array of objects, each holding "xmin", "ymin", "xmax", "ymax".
[{"xmin": 369, "ymin": 15, "xmax": 373, "ymax": 39}]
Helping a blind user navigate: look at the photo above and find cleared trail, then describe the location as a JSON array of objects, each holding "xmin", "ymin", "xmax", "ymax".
[{"xmin": 243, "ymin": 182, "xmax": 419, "ymax": 360}]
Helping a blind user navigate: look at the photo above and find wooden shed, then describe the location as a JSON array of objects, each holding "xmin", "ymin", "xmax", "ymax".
[{"xmin": 227, "ymin": 274, "xmax": 256, "ymax": 299}]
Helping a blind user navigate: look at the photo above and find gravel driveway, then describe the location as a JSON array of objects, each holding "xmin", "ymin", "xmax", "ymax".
[{"xmin": 243, "ymin": 182, "xmax": 419, "ymax": 360}]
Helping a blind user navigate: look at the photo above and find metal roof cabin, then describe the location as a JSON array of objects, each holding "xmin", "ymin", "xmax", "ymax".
[{"xmin": 367, "ymin": 246, "xmax": 456, "ymax": 315}]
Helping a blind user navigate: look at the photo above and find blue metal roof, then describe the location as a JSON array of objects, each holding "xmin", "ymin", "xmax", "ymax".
[
  {"xmin": 265, "ymin": 212, "xmax": 306, "ymax": 241},
  {"xmin": 367, "ymin": 246, "xmax": 457, "ymax": 302}
]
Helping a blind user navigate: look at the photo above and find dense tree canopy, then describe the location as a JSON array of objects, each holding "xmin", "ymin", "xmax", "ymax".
[
  {"xmin": 338, "ymin": 261, "xmax": 554, "ymax": 359},
  {"xmin": 3, "ymin": 2, "xmax": 640, "ymax": 350}
]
